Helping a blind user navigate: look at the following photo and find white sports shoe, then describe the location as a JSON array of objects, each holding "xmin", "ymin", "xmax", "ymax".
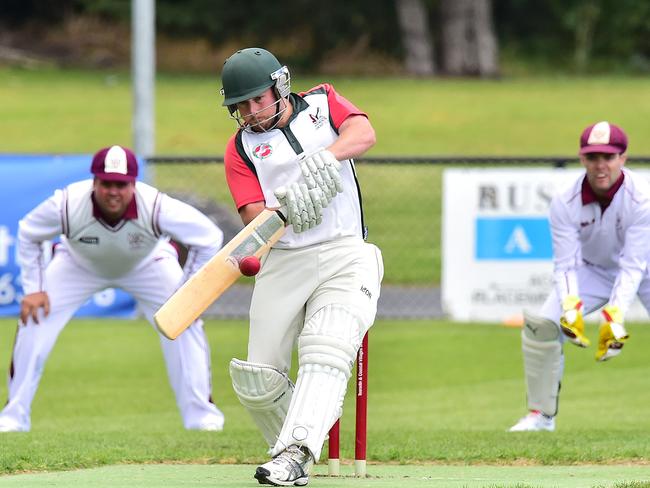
[
  {"xmin": 189, "ymin": 414, "xmax": 225, "ymax": 432},
  {"xmin": 254, "ymin": 445, "xmax": 313, "ymax": 486},
  {"xmin": 196, "ymin": 421, "xmax": 223, "ymax": 432},
  {"xmin": 0, "ymin": 416, "xmax": 29, "ymax": 433},
  {"xmin": 508, "ymin": 411, "xmax": 555, "ymax": 432}
]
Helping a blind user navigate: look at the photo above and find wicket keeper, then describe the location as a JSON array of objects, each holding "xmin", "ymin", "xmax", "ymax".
[{"xmin": 510, "ymin": 122, "xmax": 650, "ymax": 432}]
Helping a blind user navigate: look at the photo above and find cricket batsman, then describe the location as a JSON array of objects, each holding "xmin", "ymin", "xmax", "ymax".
[{"xmin": 219, "ymin": 47, "xmax": 384, "ymax": 485}]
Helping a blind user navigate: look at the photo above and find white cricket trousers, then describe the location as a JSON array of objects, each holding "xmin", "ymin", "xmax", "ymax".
[
  {"xmin": 1, "ymin": 244, "xmax": 222, "ymax": 431},
  {"xmin": 247, "ymin": 237, "xmax": 384, "ymax": 373},
  {"xmin": 539, "ymin": 263, "xmax": 650, "ymax": 323},
  {"xmin": 246, "ymin": 237, "xmax": 383, "ymax": 459}
]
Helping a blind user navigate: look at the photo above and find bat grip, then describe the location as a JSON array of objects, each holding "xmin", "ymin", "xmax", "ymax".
[{"xmin": 274, "ymin": 206, "xmax": 287, "ymax": 223}]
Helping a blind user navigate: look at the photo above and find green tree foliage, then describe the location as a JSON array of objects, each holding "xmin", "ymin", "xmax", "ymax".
[
  {"xmin": 2, "ymin": 0, "xmax": 80, "ymax": 24},
  {"xmin": 495, "ymin": 0, "xmax": 650, "ymax": 71},
  {"xmin": 3, "ymin": 0, "xmax": 649, "ymax": 73},
  {"xmin": 71, "ymin": 0, "xmax": 402, "ymax": 69}
]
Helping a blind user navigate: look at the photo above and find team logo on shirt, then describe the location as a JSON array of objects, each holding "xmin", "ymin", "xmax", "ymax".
[
  {"xmin": 309, "ymin": 108, "xmax": 327, "ymax": 129},
  {"xmin": 253, "ymin": 143, "xmax": 273, "ymax": 159},
  {"xmin": 128, "ymin": 232, "xmax": 147, "ymax": 249}
]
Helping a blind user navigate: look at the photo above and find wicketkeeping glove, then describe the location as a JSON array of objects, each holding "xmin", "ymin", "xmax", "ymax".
[
  {"xmin": 274, "ymin": 182, "xmax": 328, "ymax": 233},
  {"xmin": 299, "ymin": 148, "xmax": 343, "ymax": 204},
  {"xmin": 596, "ymin": 304, "xmax": 629, "ymax": 362},
  {"xmin": 559, "ymin": 295, "xmax": 590, "ymax": 347}
]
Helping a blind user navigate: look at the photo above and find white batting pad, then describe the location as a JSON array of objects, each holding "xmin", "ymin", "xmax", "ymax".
[
  {"xmin": 272, "ymin": 305, "xmax": 360, "ymax": 460},
  {"xmin": 230, "ymin": 358, "xmax": 294, "ymax": 448},
  {"xmin": 522, "ymin": 329, "xmax": 563, "ymax": 416}
]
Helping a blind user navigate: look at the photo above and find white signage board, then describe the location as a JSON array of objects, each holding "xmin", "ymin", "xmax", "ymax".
[{"xmin": 442, "ymin": 168, "xmax": 649, "ymax": 323}]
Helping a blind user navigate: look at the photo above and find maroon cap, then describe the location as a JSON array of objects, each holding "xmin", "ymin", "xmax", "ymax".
[
  {"xmin": 579, "ymin": 121, "xmax": 628, "ymax": 155},
  {"xmin": 90, "ymin": 145, "xmax": 138, "ymax": 182}
]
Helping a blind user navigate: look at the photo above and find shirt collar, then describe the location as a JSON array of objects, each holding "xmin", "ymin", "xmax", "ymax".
[
  {"xmin": 581, "ymin": 172, "xmax": 625, "ymax": 209},
  {"xmin": 91, "ymin": 193, "xmax": 138, "ymax": 221},
  {"xmin": 287, "ymin": 93, "xmax": 309, "ymax": 121}
]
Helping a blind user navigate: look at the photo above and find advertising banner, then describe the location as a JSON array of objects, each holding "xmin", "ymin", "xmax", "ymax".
[{"xmin": 442, "ymin": 167, "xmax": 649, "ymax": 323}]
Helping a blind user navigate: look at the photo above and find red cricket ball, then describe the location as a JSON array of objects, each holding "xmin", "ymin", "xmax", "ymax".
[{"xmin": 239, "ymin": 255, "xmax": 261, "ymax": 276}]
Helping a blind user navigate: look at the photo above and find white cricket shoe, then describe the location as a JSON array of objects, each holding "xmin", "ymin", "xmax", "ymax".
[
  {"xmin": 254, "ymin": 445, "xmax": 313, "ymax": 486},
  {"xmin": 508, "ymin": 411, "xmax": 555, "ymax": 432},
  {"xmin": 196, "ymin": 421, "xmax": 224, "ymax": 432},
  {"xmin": 189, "ymin": 414, "xmax": 225, "ymax": 432},
  {"xmin": 0, "ymin": 416, "xmax": 29, "ymax": 433}
]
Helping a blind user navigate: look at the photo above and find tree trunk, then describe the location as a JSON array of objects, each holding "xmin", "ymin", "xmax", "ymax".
[
  {"xmin": 574, "ymin": 1, "xmax": 601, "ymax": 73},
  {"xmin": 395, "ymin": 0, "xmax": 435, "ymax": 76},
  {"xmin": 439, "ymin": 0, "xmax": 499, "ymax": 77}
]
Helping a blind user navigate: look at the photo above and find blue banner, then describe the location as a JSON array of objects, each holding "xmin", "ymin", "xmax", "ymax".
[
  {"xmin": 475, "ymin": 217, "xmax": 553, "ymax": 260},
  {"xmin": 0, "ymin": 154, "xmax": 141, "ymax": 318}
]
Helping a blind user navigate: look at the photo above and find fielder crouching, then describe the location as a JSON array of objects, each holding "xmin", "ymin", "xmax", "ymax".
[
  {"xmin": 0, "ymin": 145, "xmax": 226, "ymax": 433},
  {"xmin": 510, "ymin": 121, "xmax": 650, "ymax": 432}
]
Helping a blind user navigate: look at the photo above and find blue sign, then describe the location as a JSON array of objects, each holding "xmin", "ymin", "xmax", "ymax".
[
  {"xmin": 0, "ymin": 154, "xmax": 141, "ymax": 318},
  {"xmin": 475, "ymin": 217, "xmax": 552, "ymax": 260}
]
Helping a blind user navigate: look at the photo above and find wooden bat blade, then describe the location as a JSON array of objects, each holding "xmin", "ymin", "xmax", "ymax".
[{"xmin": 154, "ymin": 208, "xmax": 285, "ymax": 339}]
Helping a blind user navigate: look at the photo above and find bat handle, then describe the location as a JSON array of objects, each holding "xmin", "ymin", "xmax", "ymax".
[{"xmin": 274, "ymin": 206, "xmax": 287, "ymax": 223}]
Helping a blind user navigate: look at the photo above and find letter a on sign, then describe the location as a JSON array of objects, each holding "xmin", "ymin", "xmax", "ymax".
[
  {"xmin": 475, "ymin": 217, "xmax": 552, "ymax": 260},
  {"xmin": 504, "ymin": 226, "xmax": 532, "ymax": 254}
]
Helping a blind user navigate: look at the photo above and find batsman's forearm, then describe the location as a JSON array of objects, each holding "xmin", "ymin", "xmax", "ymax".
[
  {"xmin": 239, "ymin": 201, "xmax": 267, "ymax": 226},
  {"xmin": 329, "ymin": 115, "xmax": 376, "ymax": 161}
]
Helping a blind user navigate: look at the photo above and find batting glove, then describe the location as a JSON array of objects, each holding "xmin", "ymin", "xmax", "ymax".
[
  {"xmin": 596, "ymin": 304, "xmax": 629, "ymax": 362},
  {"xmin": 559, "ymin": 295, "xmax": 590, "ymax": 348},
  {"xmin": 299, "ymin": 148, "xmax": 343, "ymax": 204},
  {"xmin": 274, "ymin": 182, "xmax": 327, "ymax": 233}
]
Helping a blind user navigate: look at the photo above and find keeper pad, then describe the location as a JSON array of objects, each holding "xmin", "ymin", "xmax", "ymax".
[
  {"xmin": 522, "ymin": 311, "xmax": 560, "ymax": 342},
  {"xmin": 521, "ymin": 313, "xmax": 563, "ymax": 416},
  {"xmin": 271, "ymin": 305, "xmax": 360, "ymax": 460},
  {"xmin": 230, "ymin": 358, "xmax": 294, "ymax": 448}
]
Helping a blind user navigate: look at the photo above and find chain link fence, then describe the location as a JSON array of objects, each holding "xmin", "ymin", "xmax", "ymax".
[{"xmin": 147, "ymin": 156, "xmax": 650, "ymax": 319}]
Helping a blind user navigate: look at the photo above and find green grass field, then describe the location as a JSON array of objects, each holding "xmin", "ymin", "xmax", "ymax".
[
  {"xmin": 1, "ymin": 318, "xmax": 650, "ymax": 487},
  {"xmin": 2, "ymin": 68, "xmax": 650, "ymax": 486},
  {"xmin": 2, "ymin": 465, "xmax": 650, "ymax": 488},
  {"xmin": 2, "ymin": 68, "xmax": 650, "ymax": 156},
  {"xmin": 2, "ymin": 68, "xmax": 650, "ymax": 285}
]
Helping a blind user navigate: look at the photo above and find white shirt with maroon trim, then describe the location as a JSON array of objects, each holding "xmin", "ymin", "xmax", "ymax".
[
  {"xmin": 550, "ymin": 167, "xmax": 650, "ymax": 314},
  {"xmin": 18, "ymin": 179, "xmax": 223, "ymax": 294},
  {"xmin": 225, "ymin": 83, "xmax": 366, "ymax": 249}
]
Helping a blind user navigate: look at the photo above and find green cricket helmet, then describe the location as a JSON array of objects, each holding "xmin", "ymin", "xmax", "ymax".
[{"xmin": 220, "ymin": 48, "xmax": 291, "ymax": 108}]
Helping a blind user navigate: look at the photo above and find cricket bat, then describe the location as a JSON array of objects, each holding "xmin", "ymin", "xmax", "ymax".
[{"xmin": 154, "ymin": 208, "xmax": 286, "ymax": 339}]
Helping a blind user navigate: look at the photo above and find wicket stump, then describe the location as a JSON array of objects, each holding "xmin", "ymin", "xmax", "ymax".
[{"xmin": 327, "ymin": 331, "xmax": 368, "ymax": 477}]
